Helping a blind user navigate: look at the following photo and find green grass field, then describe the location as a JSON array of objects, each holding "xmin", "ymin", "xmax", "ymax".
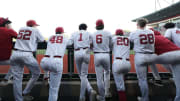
[{"xmin": 36, "ymin": 49, "xmax": 135, "ymax": 55}]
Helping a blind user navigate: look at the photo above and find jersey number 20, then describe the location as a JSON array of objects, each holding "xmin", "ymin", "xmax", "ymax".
[
  {"xmin": 50, "ymin": 36, "xmax": 63, "ymax": 43},
  {"xmin": 17, "ymin": 30, "xmax": 32, "ymax": 40},
  {"xmin": 117, "ymin": 37, "xmax": 129, "ymax": 46}
]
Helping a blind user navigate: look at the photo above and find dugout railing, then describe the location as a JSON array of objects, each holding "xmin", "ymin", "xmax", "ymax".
[
  {"xmin": 36, "ymin": 42, "xmax": 172, "ymax": 80},
  {"xmin": 0, "ymin": 42, "xmax": 172, "ymax": 81}
]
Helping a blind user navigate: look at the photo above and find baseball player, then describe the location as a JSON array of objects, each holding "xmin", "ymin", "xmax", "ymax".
[
  {"xmin": 69, "ymin": 23, "xmax": 96, "ymax": 101},
  {"xmin": 40, "ymin": 27, "xmax": 68, "ymax": 101},
  {"xmin": 112, "ymin": 29, "xmax": 131, "ymax": 101},
  {"xmin": 0, "ymin": 17, "xmax": 17, "ymax": 85},
  {"xmin": 164, "ymin": 22, "xmax": 180, "ymax": 47},
  {"xmin": 129, "ymin": 18, "xmax": 155, "ymax": 101},
  {"xmin": 10, "ymin": 20, "xmax": 45, "ymax": 101},
  {"xmin": 92, "ymin": 19, "xmax": 111, "ymax": 101},
  {"xmin": 145, "ymin": 29, "xmax": 180, "ymax": 101}
]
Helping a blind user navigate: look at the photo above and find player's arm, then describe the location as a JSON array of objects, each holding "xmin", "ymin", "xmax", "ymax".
[
  {"xmin": 67, "ymin": 33, "xmax": 74, "ymax": 46},
  {"xmin": 36, "ymin": 30, "xmax": 46, "ymax": 42},
  {"xmin": 109, "ymin": 35, "xmax": 114, "ymax": 51},
  {"xmin": 164, "ymin": 29, "xmax": 173, "ymax": 41},
  {"xmin": 8, "ymin": 29, "xmax": 18, "ymax": 38},
  {"xmin": 89, "ymin": 33, "xmax": 93, "ymax": 51},
  {"xmin": 129, "ymin": 32, "xmax": 134, "ymax": 50},
  {"xmin": 130, "ymin": 42, "xmax": 134, "ymax": 50}
]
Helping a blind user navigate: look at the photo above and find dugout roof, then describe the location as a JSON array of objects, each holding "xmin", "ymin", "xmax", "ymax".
[{"xmin": 132, "ymin": 2, "xmax": 180, "ymax": 24}]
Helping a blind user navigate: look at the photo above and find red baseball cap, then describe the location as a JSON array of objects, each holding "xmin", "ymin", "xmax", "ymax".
[
  {"xmin": 96, "ymin": 19, "xmax": 104, "ymax": 27},
  {"xmin": 26, "ymin": 20, "xmax": 39, "ymax": 26},
  {"xmin": 56, "ymin": 27, "xmax": 64, "ymax": 33},
  {"xmin": 115, "ymin": 29, "xmax": 124, "ymax": 35},
  {"xmin": 0, "ymin": 17, "xmax": 11, "ymax": 26}
]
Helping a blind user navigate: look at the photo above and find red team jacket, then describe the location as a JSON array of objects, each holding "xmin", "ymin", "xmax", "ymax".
[
  {"xmin": 0, "ymin": 27, "xmax": 17, "ymax": 60},
  {"xmin": 154, "ymin": 30, "xmax": 180, "ymax": 55}
]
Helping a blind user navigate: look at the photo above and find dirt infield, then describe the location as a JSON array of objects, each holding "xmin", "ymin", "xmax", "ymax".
[{"xmin": 0, "ymin": 54, "xmax": 168, "ymax": 74}]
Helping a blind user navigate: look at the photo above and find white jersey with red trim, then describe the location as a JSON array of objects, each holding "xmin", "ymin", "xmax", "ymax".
[
  {"xmin": 92, "ymin": 30, "xmax": 111, "ymax": 52},
  {"xmin": 112, "ymin": 35, "xmax": 130, "ymax": 59},
  {"xmin": 45, "ymin": 34, "xmax": 68, "ymax": 57},
  {"xmin": 69, "ymin": 30, "xmax": 92, "ymax": 49},
  {"xmin": 165, "ymin": 28, "xmax": 180, "ymax": 47},
  {"xmin": 15, "ymin": 27, "xmax": 44, "ymax": 51},
  {"xmin": 129, "ymin": 29, "xmax": 155, "ymax": 53}
]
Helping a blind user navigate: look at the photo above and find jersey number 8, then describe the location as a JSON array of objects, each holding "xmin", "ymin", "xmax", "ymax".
[
  {"xmin": 17, "ymin": 30, "xmax": 32, "ymax": 40},
  {"xmin": 139, "ymin": 34, "xmax": 154, "ymax": 44},
  {"xmin": 50, "ymin": 36, "xmax": 63, "ymax": 43}
]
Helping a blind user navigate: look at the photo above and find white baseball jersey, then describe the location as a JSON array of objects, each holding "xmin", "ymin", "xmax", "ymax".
[
  {"xmin": 165, "ymin": 28, "xmax": 180, "ymax": 47},
  {"xmin": 45, "ymin": 34, "xmax": 68, "ymax": 57},
  {"xmin": 69, "ymin": 30, "xmax": 92, "ymax": 49},
  {"xmin": 92, "ymin": 30, "xmax": 111, "ymax": 52},
  {"xmin": 112, "ymin": 36, "xmax": 130, "ymax": 59},
  {"xmin": 130, "ymin": 29, "xmax": 155, "ymax": 53},
  {"xmin": 15, "ymin": 27, "xmax": 44, "ymax": 51}
]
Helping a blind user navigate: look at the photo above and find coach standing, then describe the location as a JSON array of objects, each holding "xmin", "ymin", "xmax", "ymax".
[{"xmin": 0, "ymin": 17, "xmax": 17, "ymax": 85}]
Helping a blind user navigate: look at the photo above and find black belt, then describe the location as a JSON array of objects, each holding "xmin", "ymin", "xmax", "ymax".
[
  {"xmin": 94, "ymin": 52, "xmax": 109, "ymax": 54},
  {"xmin": 44, "ymin": 55, "xmax": 62, "ymax": 58},
  {"xmin": 75, "ymin": 47, "xmax": 88, "ymax": 51},
  {"xmin": 14, "ymin": 48, "xmax": 33, "ymax": 52},
  {"xmin": 116, "ymin": 57, "xmax": 130, "ymax": 61}
]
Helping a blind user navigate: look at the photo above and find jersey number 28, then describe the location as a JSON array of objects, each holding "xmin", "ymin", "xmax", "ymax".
[
  {"xmin": 50, "ymin": 36, "xmax": 63, "ymax": 43},
  {"xmin": 17, "ymin": 30, "xmax": 32, "ymax": 40},
  {"xmin": 139, "ymin": 34, "xmax": 154, "ymax": 44}
]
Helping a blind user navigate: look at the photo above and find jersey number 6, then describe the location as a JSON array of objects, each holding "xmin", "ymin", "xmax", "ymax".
[
  {"xmin": 96, "ymin": 34, "xmax": 102, "ymax": 44},
  {"xmin": 17, "ymin": 30, "xmax": 32, "ymax": 40}
]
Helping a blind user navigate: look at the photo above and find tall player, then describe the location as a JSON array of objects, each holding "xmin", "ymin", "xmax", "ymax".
[
  {"xmin": 112, "ymin": 29, "xmax": 131, "ymax": 101},
  {"xmin": 40, "ymin": 27, "xmax": 68, "ymax": 101},
  {"xmin": 92, "ymin": 19, "xmax": 111, "ymax": 101},
  {"xmin": 0, "ymin": 17, "xmax": 17, "ymax": 85},
  {"xmin": 69, "ymin": 23, "xmax": 96, "ymax": 101},
  {"xmin": 10, "ymin": 20, "xmax": 45, "ymax": 101},
  {"xmin": 130, "ymin": 18, "xmax": 155, "ymax": 101}
]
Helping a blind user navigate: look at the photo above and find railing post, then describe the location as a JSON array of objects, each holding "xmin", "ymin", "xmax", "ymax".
[{"xmin": 68, "ymin": 46, "xmax": 74, "ymax": 79}]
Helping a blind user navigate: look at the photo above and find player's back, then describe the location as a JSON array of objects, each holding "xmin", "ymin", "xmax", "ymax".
[
  {"xmin": 15, "ymin": 27, "xmax": 44, "ymax": 51},
  {"xmin": 112, "ymin": 36, "xmax": 130, "ymax": 59},
  {"xmin": 45, "ymin": 34, "xmax": 68, "ymax": 57},
  {"xmin": 130, "ymin": 29, "xmax": 155, "ymax": 53},
  {"xmin": 71, "ymin": 30, "xmax": 91, "ymax": 49},
  {"xmin": 165, "ymin": 28, "xmax": 180, "ymax": 47},
  {"xmin": 92, "ymin": 30, "xmax": 111, "ymax": 52}
]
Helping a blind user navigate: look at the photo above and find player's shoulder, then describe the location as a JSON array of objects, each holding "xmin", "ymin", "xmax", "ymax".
[
  {"xmin": 145, "ymin": 29, "xmax": 154, "ymax": 34},
  {"xmin": 129, "ymin": 30, "xmax": 137, "ymax": 36},
  {"xmin": 71, "ymin": 31, "xmax": 79, "ymax": 36},
  {"xmin": 20, "ymin": 27, "xmax": 38, "ymax": 32}
]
